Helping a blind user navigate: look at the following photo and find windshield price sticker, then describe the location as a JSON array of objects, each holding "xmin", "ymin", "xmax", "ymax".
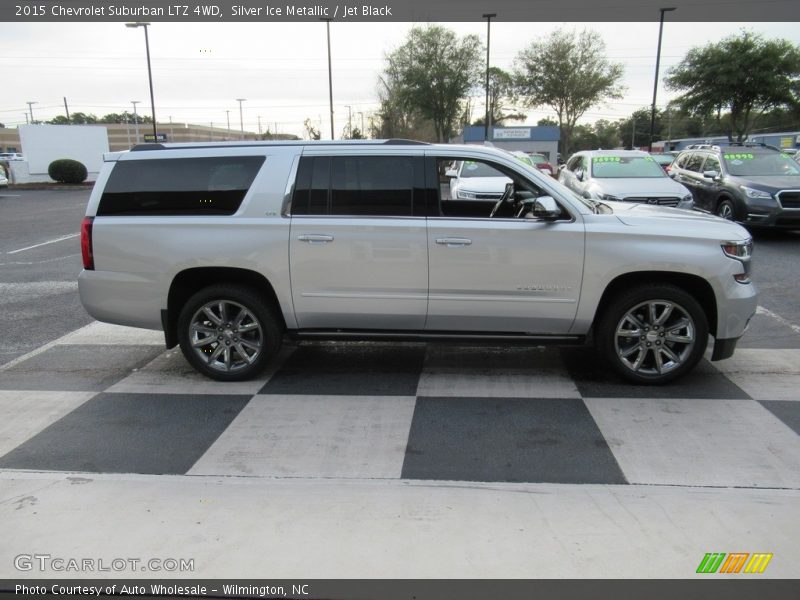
[{"xmin": 723, "ymin": 153, "xmax": 755, "ymax": 160}]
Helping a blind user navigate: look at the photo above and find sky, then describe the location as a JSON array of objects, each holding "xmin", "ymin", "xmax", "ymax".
[{"xmin": 1, "ymin": 20, "xmax": 799, "ymax": 138}]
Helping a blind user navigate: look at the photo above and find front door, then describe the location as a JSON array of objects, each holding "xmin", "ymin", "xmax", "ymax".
[{"xmin": 429, "ymin": 155, "xmax": 585, "ymax": 334}]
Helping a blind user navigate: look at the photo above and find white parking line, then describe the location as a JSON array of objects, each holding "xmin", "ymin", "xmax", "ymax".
[
  {"xmin": 757, "ymin": 305, "xmax": 800, "ymax": 335},
  {"xmin": 7, "ymin": 233, "xmax": 79, "ymax": 255}
]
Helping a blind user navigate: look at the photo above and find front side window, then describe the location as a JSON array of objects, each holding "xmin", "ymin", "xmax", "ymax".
[
  {"xmin": 703, "ymin": 155, "xmax": 721, "ymax": 174},
  {"xmin": 440, "ymin": 156, "xmax": 563, "ymax": 219},
  {"xmin": 98, "ymin": 155, "xmax": 265, "ymax": 216},
  {"xmin": 590, "ymin": 155, "xmax": 666, "ymax": 178}
]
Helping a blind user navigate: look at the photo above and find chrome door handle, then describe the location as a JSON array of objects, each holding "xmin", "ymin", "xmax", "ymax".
[
  {"xmin": 297, "ymin": 234, "xmax": 334, "ymax": 244},
  {"xmin": 435, "ymin": 237, "xmax": 472, "ymax": 247}
]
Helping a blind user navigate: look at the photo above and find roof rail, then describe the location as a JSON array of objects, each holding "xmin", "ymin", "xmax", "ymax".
[
  {"xmin": 383, "ymin": 139, "xmax": 429, "ymax": 145},
  {"xmin": 130, "ymin": 143, "xmax": 167, "ymax": 151}
]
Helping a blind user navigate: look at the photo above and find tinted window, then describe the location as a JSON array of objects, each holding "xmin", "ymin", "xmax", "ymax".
[
  {"xmin": 291, "ymin": 156, "xmax": 330, "ymax": 215},
  {"xmin": 330, "ymin": 156, "xmax": 416, "ymax": 216},
  {"xmin": 99, "ymin": 156, "xmax": 265, "ymax": 216}
]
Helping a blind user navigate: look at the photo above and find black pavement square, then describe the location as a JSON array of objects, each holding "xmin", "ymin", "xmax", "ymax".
[
  {"xmin": 401, "ymin": 396, "xmax": 627, "ymax": 484},
  {"xmin": 0, "ymin": 392, "xmax": 251, "ymax": 474},
  {"xmin": 560, "ymin": 348, "xmax": 751, "ymax": 399},
  {"xmin": 0, "ymin": 345, "xmax": 164, "ymax": 392},
  {"xmin": 759, "ymin": 400, "xmax": 800, "ymax": 436},
  {"xmin": 260, "ymin": 343, "xmax": 425, "ymax": 396}
]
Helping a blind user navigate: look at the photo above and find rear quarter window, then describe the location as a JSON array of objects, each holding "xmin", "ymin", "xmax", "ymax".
[{"xmin": 98, "ymin": 155, "xmax": 266, "ymax": 216}]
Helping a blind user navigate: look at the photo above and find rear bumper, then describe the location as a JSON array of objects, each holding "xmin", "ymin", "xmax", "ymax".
[{"xmin": 78, "ymin": 269, "xmax": 163, "ymax": 330}]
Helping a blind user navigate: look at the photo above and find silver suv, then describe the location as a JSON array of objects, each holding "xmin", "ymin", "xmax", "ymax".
[{"xmin": 79, "ymin": 140, "xmax": 757, "ymax": 385}]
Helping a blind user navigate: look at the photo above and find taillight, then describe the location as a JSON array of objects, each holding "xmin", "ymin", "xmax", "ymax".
[{"xmin": 81, "ymin": 217, "xmax": 94, "ymax": 270}]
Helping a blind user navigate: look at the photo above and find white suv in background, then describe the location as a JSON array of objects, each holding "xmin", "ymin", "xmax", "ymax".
[{"xmin": 79, "ymin": 140, "xmax": 757, "ymax": 385}]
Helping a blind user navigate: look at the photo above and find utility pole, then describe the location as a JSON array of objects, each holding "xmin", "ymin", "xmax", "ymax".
[
  {"xmin": 482, "ymin": 13, "xmax": 496, "ymax": 142},
  {"xmin": 257, "ymin": 115, "xmax": 262, "ymax": 135},
  {"xmin": 131, "ymin": 100, "xmax": 141, "ymax": 144},
  {"xmin": 649, "ymin": 7, "xmax": 676, "ymax": 152},
  {"xmin": 358, "ymin": 111, "xmax": 364, "ymax": 135},
  {"xmin": 225, "ymin": 110, "xmax": 231, "ymax": 139},
  {"xmin": 236, "ymin": 98, "xmax": 246, "ymax": 140},
  {"xmin": 26, "ymin": 101, "xmax": 37, "ymax": 124},
  {"xmin": 345, "ymin": 105, "xmax": 352, "ymax": 138},
  {"xmin": 322, "ymin": 18, "xmax": 334, "ymax": 139},
  {"xmin": 63, "ymin": 97, "xmax": 71, "ymax": 123}
]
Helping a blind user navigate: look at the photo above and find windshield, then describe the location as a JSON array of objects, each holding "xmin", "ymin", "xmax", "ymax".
[
  {"xmin": 722, "ymin": 152, "xmax": 800, "ymax": 176},
  {"xmin": 459, "ymin": 161, "xmax": 506, "ymax": 178},
  {"xmin": 650, "ymin": 154, "xmax": 674, "ymax": 165},
  {"xmin": 591, "ymin": 156, "xmax": 666, "ymax": 178},
  {"xmin": 528, "ymin": 155, "xmax": 548, "ymax": 165}
]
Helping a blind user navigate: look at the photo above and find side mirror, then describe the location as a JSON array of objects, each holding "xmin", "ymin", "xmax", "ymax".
[
  {"xmin": 703, "ymin": 170, "xmax": 719, "ymax": 180},
  {"xmin": 668, "ymin": 170, "xmax": 676, "ymax": 178},
  {"xmin": 445, "ymin": 169, "xmax": 458, "ymax": 178},
  {"xmin": 575, "ymin": 168, "xmax": 584, "ymax": 182},
  {"xmin": 532, "ymin": 196, "xmax": 560, "ymax": 220}
]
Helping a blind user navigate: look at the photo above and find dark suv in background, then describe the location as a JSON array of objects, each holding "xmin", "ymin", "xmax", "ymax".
[{"xmin": 670, "ymin": 144, "xmax": 800, "ymax": 229}]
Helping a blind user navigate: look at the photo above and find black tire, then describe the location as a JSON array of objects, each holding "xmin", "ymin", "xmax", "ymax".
[
  {"xmin": 597, "ymin": 284, "xmax": 709, "ymax": 385},
  {"xmin": 177, "ymin": 284, "xmax": 282, "ymax": 381},
  {"xmin": 716, "ymin": 198, "xmax": 736, "ymax": 221}
]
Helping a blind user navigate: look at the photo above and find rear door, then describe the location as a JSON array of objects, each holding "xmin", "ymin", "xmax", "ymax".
[{"xmin": 288, "ymin": 151, "xmax": 429, "ymax": 330}]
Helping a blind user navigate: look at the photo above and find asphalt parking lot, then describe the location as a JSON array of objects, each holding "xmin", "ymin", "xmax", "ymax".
[{"xmin": 1, "ymin": 188, "xmax": 799, "ymax": 578}]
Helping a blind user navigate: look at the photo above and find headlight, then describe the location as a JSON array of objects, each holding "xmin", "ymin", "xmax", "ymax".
[
  {"xmin": 680, "ymin": 194, "xmax": 694, "ymax": 206},
  {"xmin": 740, "ymin": 186, "xmax": 772, "ymax": 200},
  {"xmin": 456, "ymin": 190, "xmax": 477, "ymax": 200},
  {"xmin": 600, "ymin": 193, "xmax": 622, "ymax": 201}
]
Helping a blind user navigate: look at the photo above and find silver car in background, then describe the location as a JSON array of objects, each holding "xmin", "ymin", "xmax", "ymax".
[{"xmin": 559, "ymin": 149, "xmax": 694, "ymax": 209}]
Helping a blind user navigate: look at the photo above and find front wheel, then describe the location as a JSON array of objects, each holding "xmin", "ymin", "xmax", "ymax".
[
  {"xmin": 597, "ymin": 284, "xmax": 709, "ymax": 385},
  {"xmin": 716, "ymin": 198, "xmax": 736, "ymax": 221},
  {"xmin": 177, "ymin": 284, "xmax": 282, "ymax": 381}
]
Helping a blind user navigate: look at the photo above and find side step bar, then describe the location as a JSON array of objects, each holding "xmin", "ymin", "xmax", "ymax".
[{"xmin": 286, "ymin": 329, "xmax": 586, "ymax": 346}]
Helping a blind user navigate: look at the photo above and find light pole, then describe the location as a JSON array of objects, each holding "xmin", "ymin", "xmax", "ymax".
[
  {"xmin": 26, "ymin": 101, "xmax": 37, "ymax": 124},
  {"xmin": 131, "ymin": 100, "xmax": 141, "ymax": 144},
  {"xmin": 322, "ymin": 18, "xmax": 334, "ymax": 140},
  {"xmin": 125, "ymin": 22, "xmax": 158, "ymax": 139},
  {"xmin": 358, "ymin": 111, "xmax": 364, "ymax": 136},
  {"xmin": 344, "ymin": 105, "xmax": 352, "ymax": 138},
  {"xmin": 236, "ymin": 98, "xmax": 246, "ymax": 140},
  {"xmin": 225, "ymin": 110, "xmax": 231, "ymax": 138},
  {"xmin": 649, "ymin": 7, "xmax": 676, "ymax": 152},
  {"xmin": 482, "ymin": 13, "xmax": 496, "ymax": 142}
]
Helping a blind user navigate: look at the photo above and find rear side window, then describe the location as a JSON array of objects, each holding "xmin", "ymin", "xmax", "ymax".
[
  {"xmin": 98, "ymin": 156, "xmax": 265, "ymax": 216},
  {"xmin": 291, "ymin": 155, "xmax": 424, "ymax": 217}
]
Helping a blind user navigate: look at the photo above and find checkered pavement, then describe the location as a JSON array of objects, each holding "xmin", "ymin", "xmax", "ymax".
[{"xmin": 0, "ymin": 321, "xmax": 799, "ymax": 488}]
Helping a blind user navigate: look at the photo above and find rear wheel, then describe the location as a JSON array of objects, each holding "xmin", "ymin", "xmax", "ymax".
[
  {"xmin": 177, "ymin": 284, "xmax": 282, "ymax": 381},
  {"xmin": 597, "ymin": 284, "xmax": 708, "ymax": 384}
]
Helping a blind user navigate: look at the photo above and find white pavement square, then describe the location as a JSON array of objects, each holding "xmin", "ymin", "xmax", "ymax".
[
  {"xmin": 0, "ymin": 390, "xmax": 96, "ymax": 457},
  {"xmin": 417, "ymin": 346, "xmax": 580, "ymax": 398},
  {"xmin": 585, "ymin": 397, "xmax": 800, "ymax": 488},
  {"xmin": 188, "ymin": 395, "xmax": 417, "ymax": 479},
  {"xmin": 57, "ymin": 321, "xmax": 165, "ymax": 346},
  {"xmin": 712, "ymin": 349, "xmax": 800, "ymax": 401}
]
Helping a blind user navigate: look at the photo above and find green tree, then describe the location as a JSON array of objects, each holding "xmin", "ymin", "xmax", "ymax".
[
  {"xmin": 665, "ymin": 31, "xmax": 800, "ymax": 142},
  {"xmin": 618, "ymin": 107, "xmax": 664, "ymax": 149},
  {"xmin": 472, "ymin": 67, "xmax": 526, "ymax": 127},
  {"xmin": 514, "ymin": 28, "xmax": 624, "ymax": 155},
  {"xmin": 381, "ymin": 25, "xmax": 483, "ymax": 142}
]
